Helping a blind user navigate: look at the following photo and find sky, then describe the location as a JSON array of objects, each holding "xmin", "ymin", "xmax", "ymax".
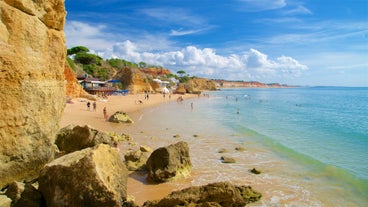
[{"xmin": 64, "ymin": 0, "xmax": 368, "ymax": 86}]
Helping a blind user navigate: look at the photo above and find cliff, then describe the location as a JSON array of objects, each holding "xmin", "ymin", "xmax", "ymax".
[
  {"xmin": 216, "ymin": 80, "xmax": 291, "ymax": 88},
  {"xmin": 0, "ymin": 0, "xmax": 66, "ymax": 188},
  {"xmin": 64, "ymin": 62, "xmax": 94, "ymax": 99}
]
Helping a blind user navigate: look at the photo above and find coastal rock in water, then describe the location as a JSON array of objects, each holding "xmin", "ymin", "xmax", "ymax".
[
  {"xmin": 124, "ymin": 150, "xmax": 150, "ymax": 171},
  {"xmin": 0, "ymin": 0, "xmax": 66, "ymax": 188},
  {"xmin": 55, "ymin": 125, "xmax": 115, "ymax": 153},
  {"xmin": 146, "ymin": 141, "xmax": 192, "ymax": 182},
  {"xmin": 108, "ymin": 111, "xmax": 134, "ymax": 123},
  {"xmin": 38, "ymin": 144, "xmax": 128, "ymax": 207},
  {"xmin": 142, "ymin": 182, "xmax": 262, "ymax": 207},
  {"xmin": 5, "ymin": 182, "xmax": 43, "ymax": 207}
]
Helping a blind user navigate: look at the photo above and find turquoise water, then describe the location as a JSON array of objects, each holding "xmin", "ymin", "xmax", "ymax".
[
  {"xmin": 126, "ymin": 87, "xmax": 368, "ymax": 206},
  {"xmin": 212, "ymin": 87, "xmax": 368, "ymax": 180}
]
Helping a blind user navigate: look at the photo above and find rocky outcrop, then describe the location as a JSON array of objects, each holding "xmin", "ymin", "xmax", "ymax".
[
  {"xmin": 140, "ymin": 68, "xmax": 171, "ymax": 77},
  {"xmin": 55, "ymin": 125, "xmax": 115, "ymax": 154},
  {"xmin": 64, "ymin": 61, "xmax": 92, "ymax": 99},
  {"xmin": 185, "ymin": 78, "xmax": 217, "ymax": 93},
  {"xmin": 174, "ymin": 84, "xmax": 186, "ymax": 95},
  {"xmin": 0, "ymin": 0, "xmax": 66, "ymax": 188},
  {"xmin": 5, "ymin": 181, "xmax": 43, "ymax": 207},
  {"xmin": 119, "ymin": 68, "xmax": 153, "ymax": 94},
  {"xmin": 216, "ymin": 80, "xmax": 291, "ymax": 88},
  {"xmin": 108, "ymin": 111, "xmax": 134, "ymax": 124},
  {"xmin": 143, "ymin": 182, "xmax": 262, "ymax": 207},
  {"xmin": 146, "ymin": 141, "xmax": 192, "ymax": 183},
  {"xmin": 39, "ymin": 144, "xmax": 128, "ymax": 207},
  {"xmin": 124, "ymin": 149, "xmax": 150, "ymax": 171}
]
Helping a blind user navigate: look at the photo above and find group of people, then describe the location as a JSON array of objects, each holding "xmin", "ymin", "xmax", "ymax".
[
  {"xmin": 86, "ymin": 101, "xmax": 108, "ymax": 120},
  {"xmin": 86, "ymin": 101, "xmax": 97, "ymax": 111}
]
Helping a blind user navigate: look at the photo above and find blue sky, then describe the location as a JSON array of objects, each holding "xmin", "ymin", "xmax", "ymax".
[{"xmin": 64, "ymin": 0, "xmax": 368, "ymax": 86}]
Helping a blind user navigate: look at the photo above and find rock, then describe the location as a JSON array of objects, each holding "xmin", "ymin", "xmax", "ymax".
[
  {"xmin": 146, "ymin": 141, "xmax": 192, "ymax": 183},
  {"xmin": 0, "ymin": 195, "xmax": 11, "ymax": 207},
  {"xmin": 108, "ymin": 111, "xmax": 134, "ymax": 123},
  {"xmin": 108, "ymin": 132, "xmax": 133, "ymax": 142},
  {"xmin": 173, "ymin": 134, "xmax": 180, "ymax": 138},
  {"xmin": 5, "ymin": 181, "xmax": 43, "ymax": 207},
  {"xmin": 174, "ymin": 84, "xmax": 186, "ymax": 94},
  {"xmin": 235, "ymin": 146, "xmax": 245, "ymax": 152},
  {"xmin": 250, "ymin": 168, "xmax": 261, "ymax": 174},
  {"xmin": 118, "ymin": 67, "xmax": 153, "ymax": 94},
  {"xmin": 142, "ymin": 182, "xmax": 262, "ymax": 207},
  {"xmin": 55, "ymin": 124, "xmax": 115, "ymax": 153},
  {"xmin": 140, "ymin": 145, "xmax": 153, "ymax": 153},
  {"xmin": 0, "ymin": 0, "xmax": 66, "ymax": 188},
  {"xmin": 38, "ymin": 144, "xmax": 128, "ymax": 207},
  {"xmin": 221, "ymin": 156, "xmax": 236, "ymax": 163},
  {"xmin": 218, "ymin": 148, "xmax": 228, "ymax": 153},
  {"xmin": 124, "ymin": 150, "xmax": 149, "ymax": 171}
]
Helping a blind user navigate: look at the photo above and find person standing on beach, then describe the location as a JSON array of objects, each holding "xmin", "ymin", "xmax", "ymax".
[
  {"xmin": 93, "ymin": 102, "xmax": 97, "ymax": 112},
  {"xmin": 103, "ymin": 107, "xmax": 108, "ymax": 120},
  {"xmin": 87, "ymin": 101, "xmax": 91, "ymax": 111}
]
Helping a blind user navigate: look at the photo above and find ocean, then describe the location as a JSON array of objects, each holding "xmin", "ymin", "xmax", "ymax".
[{"xmin": 124, "ymin": 87, "xmax": 368, "ymax": 206}]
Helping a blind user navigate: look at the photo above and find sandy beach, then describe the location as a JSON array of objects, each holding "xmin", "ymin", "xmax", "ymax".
[
  {"xmin": 59, "ymin": 93, "xmax": 198, "ymax": 205},
  {"xmin": 60, "ymin": 93, "xmax": 196, "ymax": 130}
]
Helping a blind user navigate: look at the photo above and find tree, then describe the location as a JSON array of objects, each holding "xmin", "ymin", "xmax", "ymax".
[
  {"xmin": 139, "ymin": 61, "xmax": 147, "ymax": 68},
  {"xmin": 75, "ymin": 53, "xmax": 102, "ymax": 65},
  {"xmin": 177, "ymin": 70, "xmax": 186, "ymax": 77},
  {"xmin": 67, "ymin": 46, "xmax": 89, "ymax": 56}
]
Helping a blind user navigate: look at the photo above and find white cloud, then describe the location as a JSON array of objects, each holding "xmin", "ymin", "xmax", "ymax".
[
  {"xmin": 106, "ymin": 41, "xmax": 308, "ymax": 81},
  {"xmin": 238, "ymin": 0, "xmax": 286, "ymax": 12},
  {"xmin": 65, "ymin": 21, "xmax": 116, "ymax": 50},
  {"xmin": 65, "ymin": 21, "xmax": 308, "ymax": 82},
  {"xmin": 283, "ymin": 5, "xmax": 312, "ymax": 15}
]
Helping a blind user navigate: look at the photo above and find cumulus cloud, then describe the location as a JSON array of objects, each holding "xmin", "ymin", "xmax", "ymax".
[
  {"xmin": 105, "ymin": 41, "xmax": 308, "ymax": 81},
  {"xmin": 65, "ymin": 21, "xmax": 308, "ymax": 82}
]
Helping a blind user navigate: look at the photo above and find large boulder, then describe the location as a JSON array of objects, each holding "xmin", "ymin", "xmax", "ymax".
[
  {"xmin": 0, "ymin": 0, "xmax": 66, "ymax": 188},
  {"xmin": 55, "ymin": 125, "xmax": 115, "ymax": 154},
  {"xmin": 5, "ymin": 181, "xmax": 43, "ymax": 207},
  {"xmin": 38, "ymin": 144, "xmax": 128, "ymax": 207},
  {"xmin": 108, "ymin": 111, "xmax": 134, "ymax": 124},
  {"xmin": 146, "ymin": 141, "xmax": 192, "ymax": 183},
  {"xmin": 143, "ymin": 182, "xmax": 262, "ymax": 207}
]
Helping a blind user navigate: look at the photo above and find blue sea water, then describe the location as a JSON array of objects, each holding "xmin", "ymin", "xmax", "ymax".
[
  {"xmin": 213, "ymin": 87, "xmax": 368, "ymax": 180},
  {"xmin": 127, "ymin": 86, "xmax": 368, "ymax": 206}
]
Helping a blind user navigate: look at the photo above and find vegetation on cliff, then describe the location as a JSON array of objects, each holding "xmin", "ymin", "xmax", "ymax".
[{"xmin": 66, "ymin": 46, "xmax": 217, "ymax": 94}]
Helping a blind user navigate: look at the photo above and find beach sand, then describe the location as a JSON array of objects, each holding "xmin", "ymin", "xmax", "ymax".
[
  {"xmin": 59, "ymin": 93, "xmax": 197, "ymax": 205},
  {"xmin": 60, "ymin": 93, "xmax": 195, "ymax": 129}
]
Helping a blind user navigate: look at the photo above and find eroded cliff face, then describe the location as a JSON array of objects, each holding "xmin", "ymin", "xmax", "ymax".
[
  {"xmin": 0, "ymin": 0, "xmax": 66, "ymax": 188},
  {"xmin": 64, "ymin": 62, "xmax": 91, "ymax": 98}
]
